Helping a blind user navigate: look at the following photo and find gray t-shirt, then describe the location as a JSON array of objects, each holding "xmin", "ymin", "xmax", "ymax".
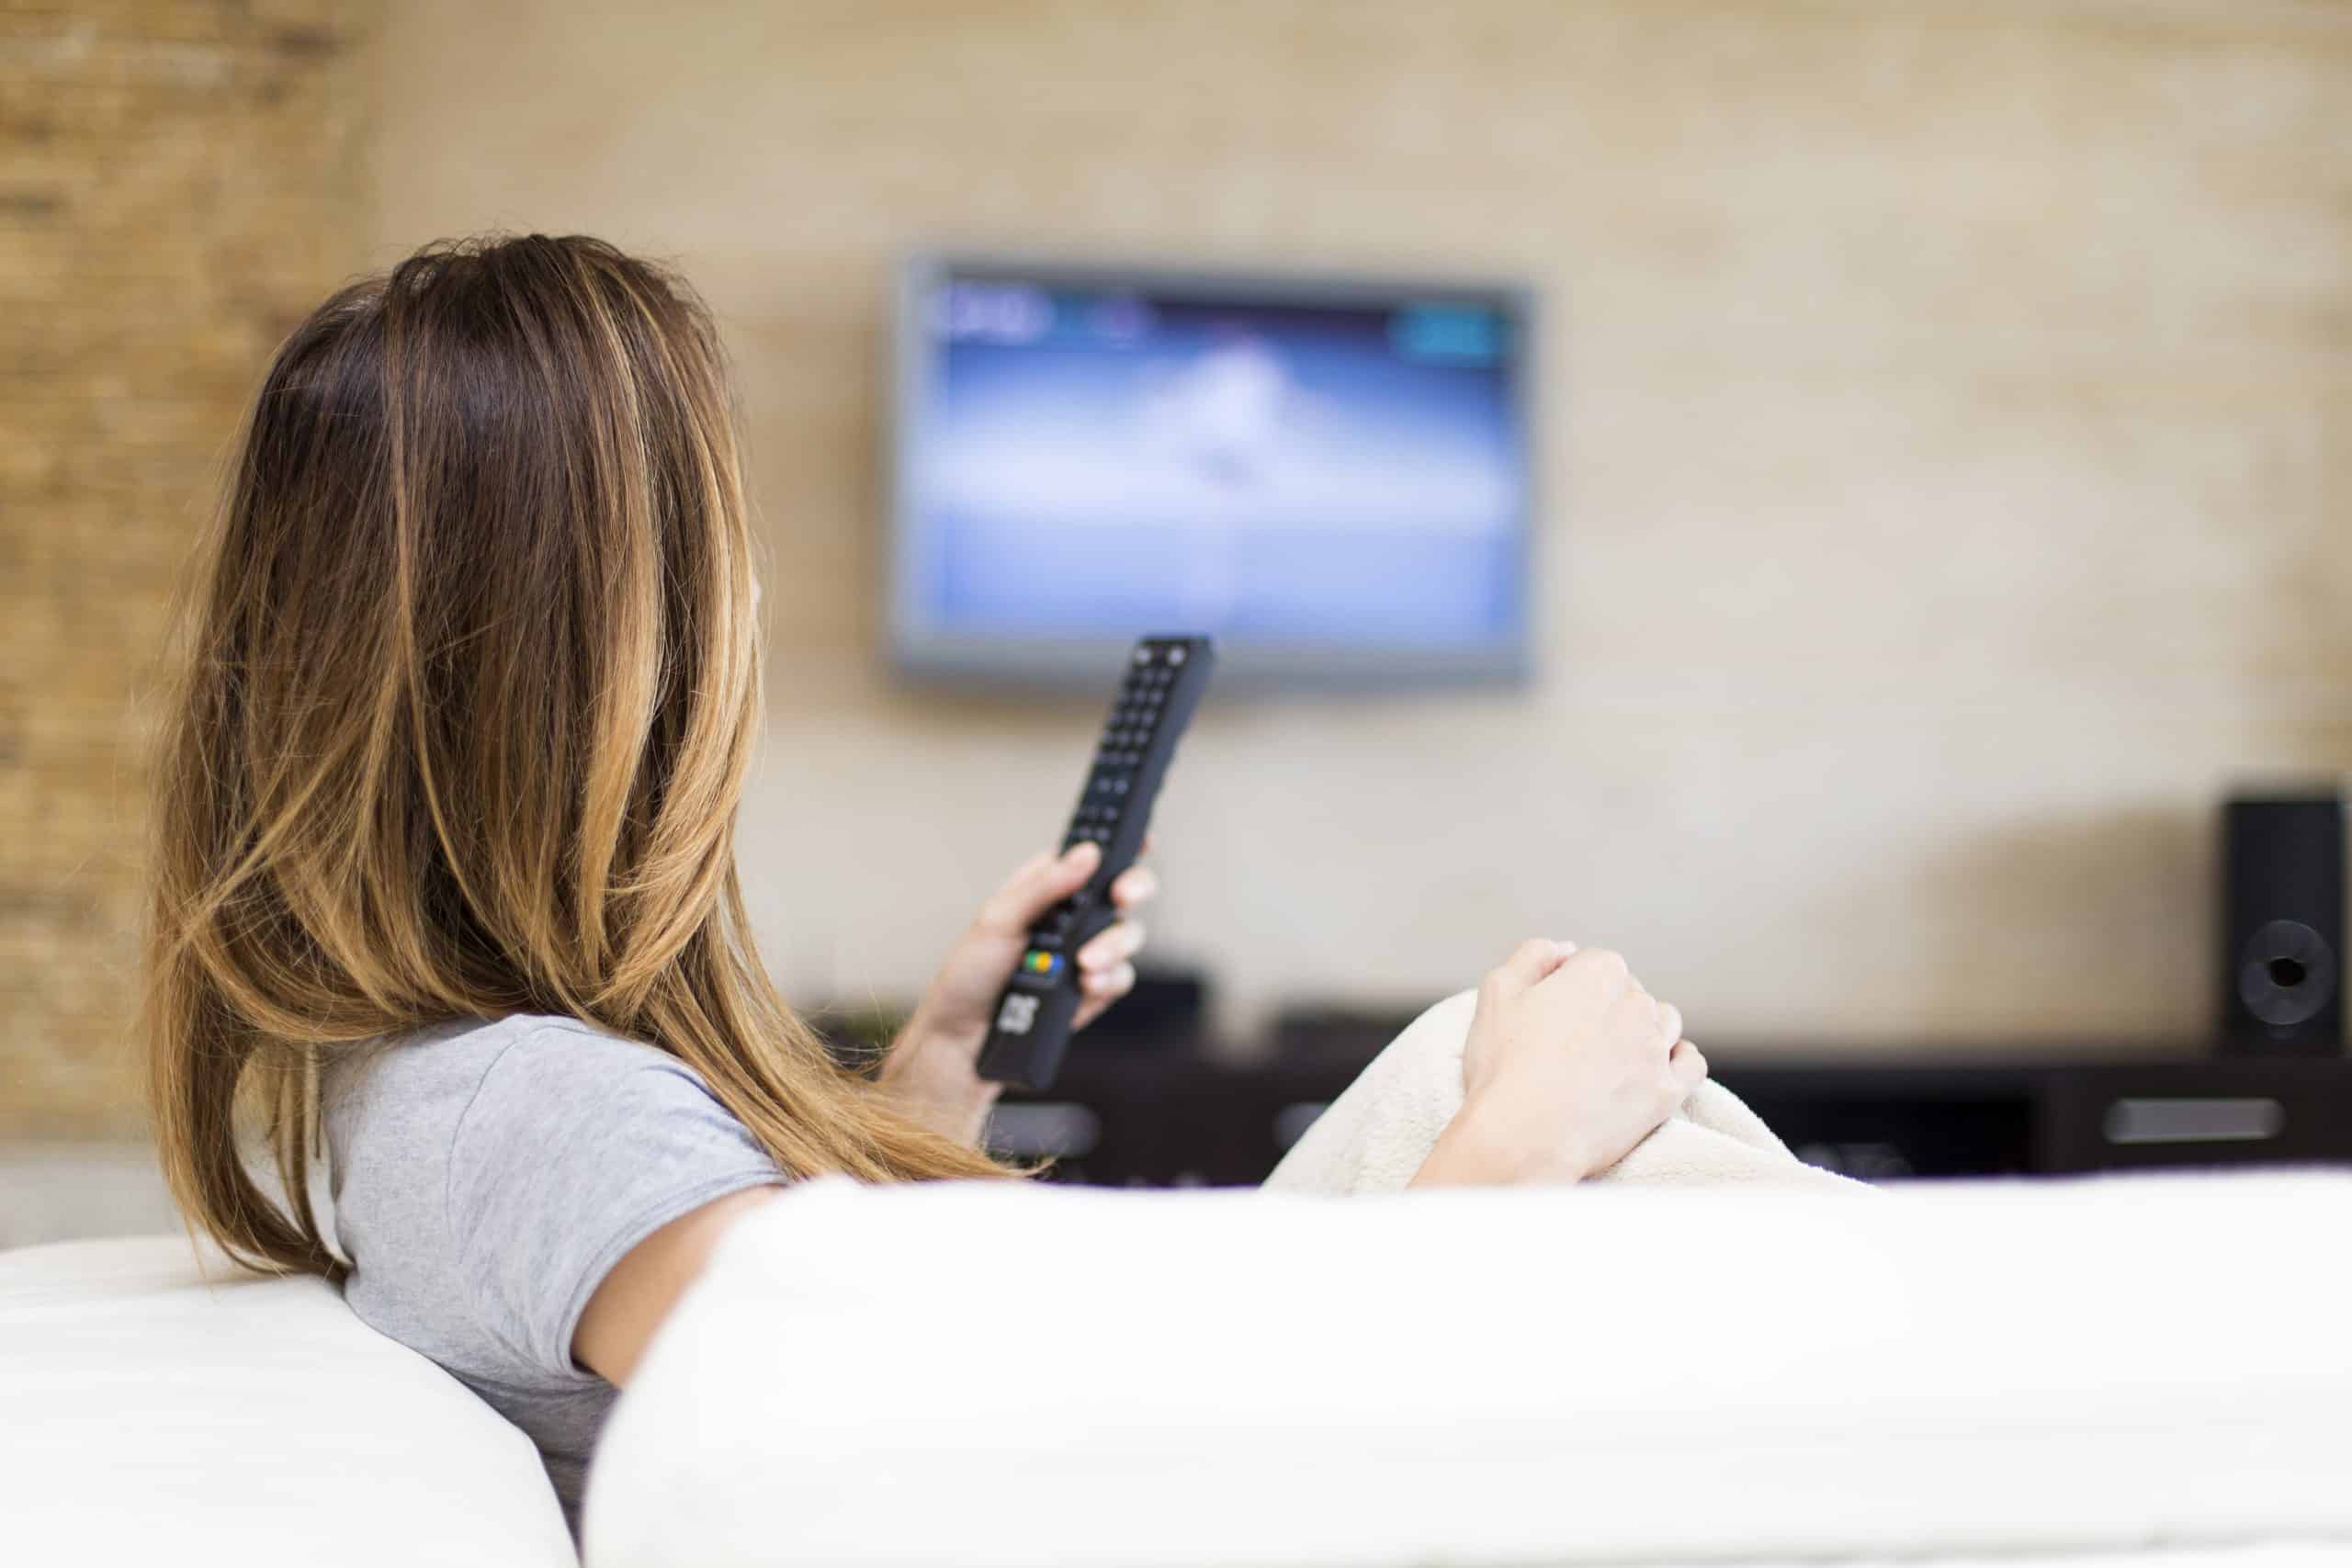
[{"xmin": 323, "ymin": 1013, "xmax": 786, "ymax": 1527}]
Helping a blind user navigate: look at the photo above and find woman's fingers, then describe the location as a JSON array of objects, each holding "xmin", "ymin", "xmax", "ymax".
[
  {"xmin": 1077, "ymin": 919, "xmax": 1145, "ymax": 974},
  {"xmin": 1654, "ymin": 1002, "xmax": 1684, "ymax": 1053},
  {"xmin": 1072, "ymin": 961, "xmax": 1137, "ymax": 1028},
  {"xmin": 1668, "ymin": 1039, "xmax": 1708, "ymax": 1085},
  {"xmin": 1547, "ymin": 945, "xmax": 1631, "ymax": 1011},
  {"xmin": 1110, "ymin": 863, "xmax": 1158, "ymax": 910},
  {"xmin": 1081, "ymin": 960, "xmax": 1137, "ymax": 998},
  {"xmin": 978, "ymin": 841, "xmax": 1100, "ymax": 933},
  {"xmin": 1484, "ymin": 936, "xmax": 1576, "ymax": 998}
]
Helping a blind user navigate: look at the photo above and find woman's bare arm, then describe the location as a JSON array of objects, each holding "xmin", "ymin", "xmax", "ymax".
[{"xmin": 572, "ymin": 1186, "xmax": 782, "ymax": 1384}]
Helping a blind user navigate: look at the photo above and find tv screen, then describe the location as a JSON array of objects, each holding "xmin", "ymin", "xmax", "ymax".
[{"xmin": 890, "ymin": 256, "xmax": 1535, "ymax": 687}]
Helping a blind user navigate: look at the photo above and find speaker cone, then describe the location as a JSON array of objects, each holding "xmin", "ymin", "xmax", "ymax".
[{"xmin": 2238, "ymin": 918, "xmax": 2338, "ymax": 1029}]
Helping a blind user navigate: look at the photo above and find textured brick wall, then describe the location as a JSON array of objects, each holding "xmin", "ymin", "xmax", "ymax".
[{"xmin": 1, "ymin": 1, "xmax": 374, "ymax": 1140}]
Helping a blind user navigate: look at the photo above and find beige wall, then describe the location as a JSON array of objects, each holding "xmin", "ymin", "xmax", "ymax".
[
  {"xmin": 1, "ymin": 1, "xmax": 377, "ymax": 1139},
  {"xmin": 6, "ymin": 3, "xmax": 2345, "ymax": 1143},
  {"xmin": 372, "ymin": 0, "xmax": 2351, "ymax": 1055}
]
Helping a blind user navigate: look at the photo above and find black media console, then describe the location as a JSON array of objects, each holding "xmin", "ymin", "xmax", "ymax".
[{"xmin": 982, "ymin": 1025, "xmax": 2352, "ymax": 1188}]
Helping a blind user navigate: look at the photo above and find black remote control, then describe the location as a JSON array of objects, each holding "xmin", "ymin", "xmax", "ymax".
[{"xmin": 976, "ymin": 635, "xmax": 1216, "ymax": 1091}]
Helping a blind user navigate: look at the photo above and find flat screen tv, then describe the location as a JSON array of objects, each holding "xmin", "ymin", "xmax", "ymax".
[{"xmin": 890, "ymin": 254, "xmax": 1536, "ymax": 688}]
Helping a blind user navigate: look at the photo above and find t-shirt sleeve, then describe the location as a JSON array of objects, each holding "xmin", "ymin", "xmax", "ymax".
[{"xmin": 442, "ymin": 1022, "xmax": 786, "ymax": 1382}]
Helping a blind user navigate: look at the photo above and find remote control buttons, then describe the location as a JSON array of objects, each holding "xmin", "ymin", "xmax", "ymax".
[{"xmin": 1039, "ymin": 895, "xmax": 1086, "ymax": 939}]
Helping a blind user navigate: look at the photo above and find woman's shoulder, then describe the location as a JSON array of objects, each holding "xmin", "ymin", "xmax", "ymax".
[
  {"xmin": 435, "ymin": 1010, "xmax": 661, "ymax": 1061},
  {"xmin": 324, "ymin": 1014, "xmax": 690, "ymax": 1145},
  {"xmin": 323, "ymin": 1010, "xmax": 780, "ymax": 1423},
  {"xmin": 324, "ymin": 1011, "xmax": 766, "ymax": 1266}
]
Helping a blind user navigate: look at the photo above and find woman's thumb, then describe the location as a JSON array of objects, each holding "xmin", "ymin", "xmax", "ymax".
[
  {"xmin": 1042, "ymin": 839, "xmax": 1101, "ymax": 896},
  {"xmin": 984, "ymin": 841, "xmax": 1100, "ymax": 931}
]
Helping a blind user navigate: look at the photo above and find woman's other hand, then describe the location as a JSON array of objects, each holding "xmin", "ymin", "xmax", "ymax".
[
  {"xmin": 1411, "ymin": 940, "xmax": 1706, "ymax": 1188},
  {"xmin": 878, "ymin": 841, "xmax": 1159, "ymax": 1142}
]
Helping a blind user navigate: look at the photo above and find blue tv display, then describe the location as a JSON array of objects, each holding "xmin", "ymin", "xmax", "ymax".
[{"xmin": 890, "ymin": 256, "xmax": 1535, "ymax": 687}]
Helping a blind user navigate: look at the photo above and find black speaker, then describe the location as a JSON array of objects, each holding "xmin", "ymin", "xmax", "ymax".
[{"xmin": 2221, "ymin": 792, "xmax": 2345, "ymax": 1055}]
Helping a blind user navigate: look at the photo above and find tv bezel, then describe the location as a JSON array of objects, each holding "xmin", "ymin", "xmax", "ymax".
[{"xmin": 888, "ymin": 252, "xmax": 1541, "ymax": 692}]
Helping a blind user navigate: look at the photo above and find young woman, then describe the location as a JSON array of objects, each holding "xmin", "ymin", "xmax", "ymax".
[{"xmin": 147, "ymin": 234, "xmax": 1708, "ymax": 1525}]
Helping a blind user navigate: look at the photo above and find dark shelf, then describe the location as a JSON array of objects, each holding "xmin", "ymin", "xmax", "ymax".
[{"xmin": 989, "ymin": 1040, "xmax": 2352, "ymax": 1188}]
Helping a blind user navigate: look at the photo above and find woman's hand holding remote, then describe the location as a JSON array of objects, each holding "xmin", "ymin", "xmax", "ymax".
[
  {"xmin": 1411, "ymin": 939, "xmax": 1707, "ymax": 1188},
  {"xmin": 878, "ymin": 840, "xmax": 1158, "ymax": 1143}
]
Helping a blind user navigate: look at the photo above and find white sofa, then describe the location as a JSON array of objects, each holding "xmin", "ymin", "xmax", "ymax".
[
  {"xmin": 6, "ymin": 1172, "xmax": 2350, "ymax": 1567},
  {"xmin": 588, "ymin": 1171, "xmax": 2352, "ymax": 1567},
  {"xmin": 0, "ymin": 1234, "xmax": 574, "ymax": 1566}
]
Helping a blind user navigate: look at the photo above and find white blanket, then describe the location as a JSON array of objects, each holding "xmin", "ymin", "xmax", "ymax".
[
  {"xmin": 1266, "ymin": 988, "xmax": 1860, "ymax": 1193},
  {"xmin": 587, "ymin": 1168, "xmax": 2352, "ymax": 1567}
]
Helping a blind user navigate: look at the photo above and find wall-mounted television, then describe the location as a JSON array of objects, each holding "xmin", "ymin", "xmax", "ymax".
[{"xmin": 889, "ymin": 254, "xmax": 1536, "ymax": 689}]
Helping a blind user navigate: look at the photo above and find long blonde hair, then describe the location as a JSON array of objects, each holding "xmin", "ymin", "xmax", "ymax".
[{"xmin": 149, "ymin": 234, "xmax": 1008, "ymax": 1280}]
